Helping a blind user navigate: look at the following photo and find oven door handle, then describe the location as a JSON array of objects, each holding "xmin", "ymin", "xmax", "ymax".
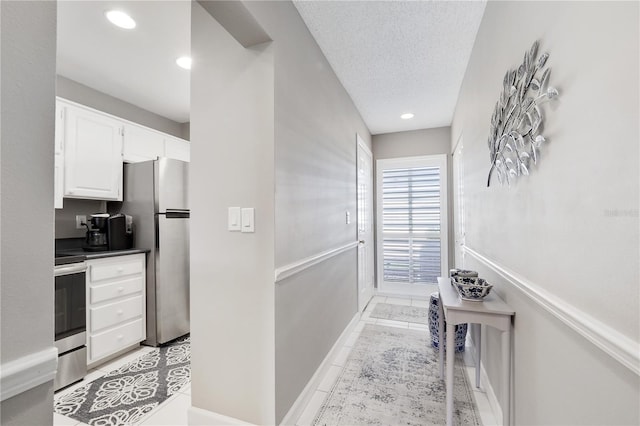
[{"xmin": 54, "ymin": 262, "xmax": 87, "ymax": 277}]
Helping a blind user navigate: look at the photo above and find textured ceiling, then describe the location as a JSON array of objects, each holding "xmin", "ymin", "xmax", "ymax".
[
  {"xmin": 57, "ymin": 1, "xmax": 190, "ymax": 123},
  {"xmin": 293, "ymin": 1, "xmax": 486, "ymax": 135}
]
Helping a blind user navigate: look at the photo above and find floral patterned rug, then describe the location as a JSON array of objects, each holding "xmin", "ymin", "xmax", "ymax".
[
  {"xmin": 312, "ymin": 325, "xmax": 481, "ymax": 426},
  {"xmin": 54, "ymin": 335, "xmax": 190, "ymax": 426}
]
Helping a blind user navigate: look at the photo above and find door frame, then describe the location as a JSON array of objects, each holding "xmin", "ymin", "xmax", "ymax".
[
  {"xmin": 375, "ymin": 154, "xmax": 448, "ymax": 297},
  {"xmin": 356, "ymin": 134, "xmax": 375, "ymax": 312}
]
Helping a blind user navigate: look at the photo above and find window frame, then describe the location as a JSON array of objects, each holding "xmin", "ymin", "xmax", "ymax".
[{"xmin": 375, "ymin": 154, "xmax": 448, "ymax": 296}]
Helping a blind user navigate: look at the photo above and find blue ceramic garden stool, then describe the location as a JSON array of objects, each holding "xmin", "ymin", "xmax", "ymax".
[{"xmin": 429, "ymin": 292, "xmax": 467, "ymax": 352}]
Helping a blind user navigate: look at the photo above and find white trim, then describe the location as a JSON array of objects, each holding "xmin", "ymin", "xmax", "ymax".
[
  {"xmin": 467, "ymin": 330, "xmax": 503, "ymax": 425},
  {"xmin": 464, "ymin": 245, "xmax": 640, "ymax": 376},
  {"xmin": 274, "ymin": 242, "xmax": 358, "ymax": 283},
  {"xmin": 280, "ymin": 313, "xmax": 360, "ymax": 426},
  {"xmin": 356, "ymin": 133, "xmax": 373, "ymax": 157},
  {"xmin": 0, "ymin": 347, "xmax": 58, "ymax": 401},
  {"xmin": 479, "ymin": 356, "xmax": 503, "ymax": 425},
  {"xmin": 188, "ymin": 405, "xmax": 256, "ymax": 425}
]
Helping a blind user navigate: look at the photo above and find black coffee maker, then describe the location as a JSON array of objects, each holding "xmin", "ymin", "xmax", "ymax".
[{"xmin": 84, "ymin": 213, "xmax": 109, "ymax": 251}]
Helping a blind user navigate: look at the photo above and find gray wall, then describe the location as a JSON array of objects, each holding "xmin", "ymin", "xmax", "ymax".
[
  {"xmin": 191, "ymin": 3, "xmax": 276, "ymax": 424},
  {"xmin": 55, "ymin": 199, "xmax": 106, "ymax": 239},
  {"xmin": 243, "ymin": 2, "xmax": 370, "ymax": 422},
  {"xmin": 56, "ymin": 75, "xmax": 189, "ymax": 140},
  {"xmin": 191, "ymin": 1, "xmax": 371, "ymax": 423},
  {"xmin": 452, "ymin": 1, "xmax": 639, "ymax": 424},
  {"xmin": 372, "ymin": 127, "xmax": 454, "ymax": 278},
  {"xmin": 0, "ymin": 2, "xmax": 56, "ymax": 424},
  {"xmin": 373, "ymin": 127, "xmax": 450, "ymax": 160}
]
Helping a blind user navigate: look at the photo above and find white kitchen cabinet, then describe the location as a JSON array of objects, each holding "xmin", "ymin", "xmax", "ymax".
[
  {"xmin": 122, "ymin": 123, "xmax": 165, "ymax": 163},
  {"xmin": 164, "ymin": 136, "xmax": 190, "ymax": 162},
  {"xmin": 62, "ymin": 102, "xmax": 124, "ymax": 201},
  {"xmin": 86, "ymin": 253, "xmax": 146, "ymax": 366},
  {"xmin": 54, "ymin": 103, "xmax": 65, "ymax": 209}
]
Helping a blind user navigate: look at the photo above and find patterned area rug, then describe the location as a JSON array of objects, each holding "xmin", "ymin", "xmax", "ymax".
[
  {"xmin": 54, "ymin": 335, "xmax": 190, "ymax": 426},
  {"xmin": 312, "ymin": 324, "xmax": 481, "ymax": 426},
  {"xmin": 370, "ymin": 303, "xmax": 428, "ymax": 325}
]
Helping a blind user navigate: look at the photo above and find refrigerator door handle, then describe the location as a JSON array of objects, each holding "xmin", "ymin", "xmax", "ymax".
[{"xmin": 159, "ymin": 209, "xmax": 190, "ymax": 219}]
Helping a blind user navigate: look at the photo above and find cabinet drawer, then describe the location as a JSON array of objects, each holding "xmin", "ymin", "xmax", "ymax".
[
  {"xmin": 90, "ymin": 296, "xmax": 143, "ymax": 332},
  {"xmin": 89, "ymin": 319, "xmax": 144, "ymax": 362},
  {"xmin": 89, "ymin": 256, "xmax": 144, "ymax": 282},
  {"xmin": 90, "ymin": 276, "xmax": 144, "ymax": 305}
]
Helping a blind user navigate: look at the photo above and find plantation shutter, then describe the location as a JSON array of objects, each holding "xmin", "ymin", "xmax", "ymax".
[{"xmin": 381, "ymin": 166, "xmax": 442, "ymax": 284}]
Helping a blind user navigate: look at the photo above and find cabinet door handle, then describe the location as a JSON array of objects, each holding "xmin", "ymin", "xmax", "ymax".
[
  {"xmin": 117, "ymin": 267, "xmax": 124, "ymax": 273},
  {"xmin": 117, "ymin": 287, "xmax": 124, "ymax": 293},
  {"xmin": 117, "ymin": 309, "xmax": 124, "ymax": 315},
  {"xmin": 117, "ymin": 334, "xmax": 124, "ymax": 340}
]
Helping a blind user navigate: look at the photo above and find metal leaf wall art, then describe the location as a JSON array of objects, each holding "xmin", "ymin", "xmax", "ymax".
[{"xmin": 486, "ymin": 41, "xmax": 559, "ymax": 187}]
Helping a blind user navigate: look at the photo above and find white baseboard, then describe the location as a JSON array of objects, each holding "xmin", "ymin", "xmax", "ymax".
[
  {"xmin": 0, "ymin": 346, "xmax": 58, "ymax": 401},
  {"xmin": 467, "ymin": 335, "xmax": 503, "ymax": 425},
  {"xmin": 188, "ymin": 405, "xmax": 255, "ymax": 425},
  {"xmin": 479, "ymin": 361, "xmax": 502, "ymax": 425},
  {"xmin": 279, "ymin": 312, "xmax": 360, "ymax": 426}
]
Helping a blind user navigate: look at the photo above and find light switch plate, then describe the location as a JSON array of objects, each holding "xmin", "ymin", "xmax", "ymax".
[
  {"xmin": 241, "ymin": 208, "xmax": 255, "ymax": 233},
  {"xmin": 228, "ymin": 207, "xmax": 241, "ymax": 231}
]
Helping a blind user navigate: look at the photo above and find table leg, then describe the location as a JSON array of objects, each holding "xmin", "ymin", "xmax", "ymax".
[
  {"xmin": 502, "ymin": 328, "xmax": 511, "ymax": 426},
  {"xmin": 475, "ymin": 323, "xmax": 482, "ymax": 388},
  {"xmin": 446, "ymin": 321, "xmax": 455, "ymax": 426},
  {"xmin": 438, "ymin": 297, "xmax": 445, "ymax": 379}
]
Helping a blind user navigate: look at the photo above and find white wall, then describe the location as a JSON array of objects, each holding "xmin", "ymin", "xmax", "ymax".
[
  {"xmin": 452, "ymin": 1, "xmax": 639, "ymax": 424},
  {"xmin": 0, "ymin": 1, "xmax": 57, "ymax": 424},
  {"xmin": 190, "ymin": 3, "xmax": 275, "ymax": 424}
]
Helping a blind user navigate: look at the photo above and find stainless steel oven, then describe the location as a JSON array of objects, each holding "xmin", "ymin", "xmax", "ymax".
[{"xmin": 54, "ymin": 255, "xmax": 87, "ymax": 391}]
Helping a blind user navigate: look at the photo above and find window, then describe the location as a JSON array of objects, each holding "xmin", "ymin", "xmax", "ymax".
[{"xmin": 376, "ymin": 155, "xmax": 448, "ymax": 295}]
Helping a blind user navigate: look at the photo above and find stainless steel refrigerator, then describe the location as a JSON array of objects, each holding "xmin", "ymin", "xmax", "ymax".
[{"xmin": 118, "ymin": 158, "xmax": 189, "ymax": 346}]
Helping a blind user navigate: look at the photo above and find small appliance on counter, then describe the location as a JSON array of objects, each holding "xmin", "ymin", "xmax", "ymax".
[
  {"xmin": 83, "ymin": 213, "xmax": 134, "ymax": 252},
  {"xmin": 84, "ymin": 213, "xmax": 109, "ymax": 251}
]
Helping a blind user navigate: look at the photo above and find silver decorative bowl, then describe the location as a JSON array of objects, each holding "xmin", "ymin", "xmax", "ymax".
[{"xmin": 451, "ymin": 276, "xmax": 492, "ymax": 301}]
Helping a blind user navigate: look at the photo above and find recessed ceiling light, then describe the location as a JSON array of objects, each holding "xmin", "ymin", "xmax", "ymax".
[
  {"xmin": 105, "ymin": 10, "xmax": 136, "ymax": 29},
  {"xmin": 176, "ymin": 56, "xmax": 192, "ymax": 70},
  {"xmin": 400, "ymin": 113, "xmax": 415, "ymax": 120}
]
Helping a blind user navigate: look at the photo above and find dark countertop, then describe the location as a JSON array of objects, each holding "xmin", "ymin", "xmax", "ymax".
[{"xmin": 55, "ymin": 248, "xmax": 149, "ymax": 260}]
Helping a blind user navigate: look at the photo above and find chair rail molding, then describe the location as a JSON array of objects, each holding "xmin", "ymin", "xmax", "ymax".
[
  {"xmin": 464, "ymin": 245, "xmax": 640, "ymax": 376},
  {"xmin": 0, "ymin": 346, "xmax": 58, "ymax": 401},
  {"xmin": 275, "ymin": 241, "xmax": 358, "ymax": 283}
]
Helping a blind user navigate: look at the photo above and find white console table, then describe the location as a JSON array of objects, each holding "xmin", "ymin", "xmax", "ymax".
[{"xmin": 437, "ymin": 277, "xmax": 515, "ymax": 426}]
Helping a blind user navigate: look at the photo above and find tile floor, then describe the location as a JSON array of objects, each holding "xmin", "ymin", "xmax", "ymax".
[
  {"xmin": 295, "ymin": 295, "xmax": 499, "ymax": 426},
  {"xmin": 53, "ymin": 294, "xmax": 499, "ymax": 426}
]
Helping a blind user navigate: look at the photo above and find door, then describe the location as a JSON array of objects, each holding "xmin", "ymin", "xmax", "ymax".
[
  {"xmin": 452, "ymin": 135, "xmax": 466, "ymax": 268},
  {"xmin": 376, "ymin": 154, "xmax": 448, "ymax": 297},
  {"xmin": 156, "ymin": 157, "xmax": 189, "ymax": 212},
  {"xmin": 357, "ymin": 135, "xmax": 374, "ymax": 312},
  {"xmin": 63, "ymin": 103, "xmax": 123, "ymax": 200},
  {"xmin": 155, "ymin": 213, "xmax": 190, "ymax": 344}
]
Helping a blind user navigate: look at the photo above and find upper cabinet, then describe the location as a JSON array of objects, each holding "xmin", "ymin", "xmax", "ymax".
[
  {"xmin": 54, "ymin": 103, "xmax": 65, "ymax": 209},
  {"xmin": 164, "ymin": 136, "xmax": 190, "ymax": 162},
  {"xmin": 61, "ymin": 101, "xmax": 124, "ymax": 201},
  {"xmin": 55, "ymin": 98, "xmax": 190, "ymax": 206},
  {"xmin": 122, "ymin": 124, "xmax": 165, "ymax": 163}
]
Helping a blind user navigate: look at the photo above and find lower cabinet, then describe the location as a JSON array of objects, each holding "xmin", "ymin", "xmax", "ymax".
[{"xmin": 86, "ymin": 253, "xmax": 146, "ymax": 366}]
